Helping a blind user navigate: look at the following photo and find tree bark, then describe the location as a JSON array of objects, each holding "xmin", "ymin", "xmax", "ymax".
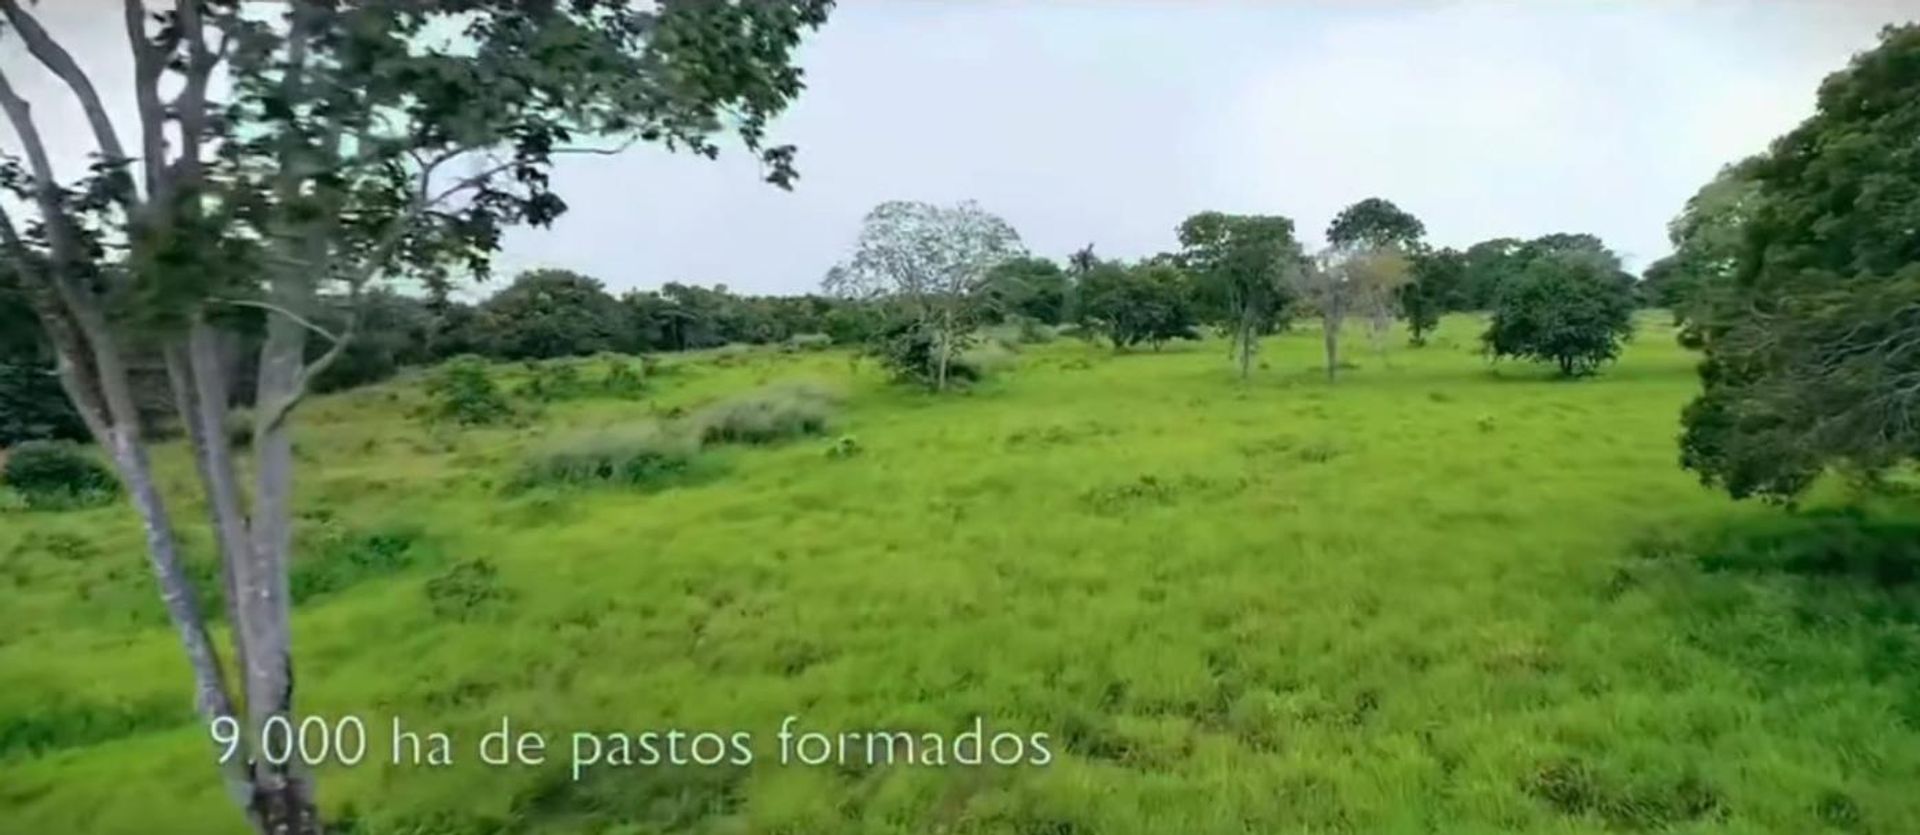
[{"xmin": 1323, "ymin": 314, "xmax": 1340, "ymax": 383}]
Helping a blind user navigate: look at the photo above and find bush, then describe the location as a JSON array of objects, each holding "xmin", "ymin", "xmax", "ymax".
[
  {"xmin": 685, "ymin": 382, "xmax": 838, "ymax": 446},
  {"xmin": 0, "ymin": 361, "xmax": 87, "ymax": 447},
  {"xmin": 512, "ymin": 426, "xmax": 698, "ymax": 491},
  {"xmin": 424, "ymin": 356, "xmax": 513, "ymax": 426},
  {"xmin": 1, "ymin": 440, "xmax": 119, "ymax": 509},
  {"xmin": 869, "ymin": 320, "xmax": 981, "ymax": 389}
]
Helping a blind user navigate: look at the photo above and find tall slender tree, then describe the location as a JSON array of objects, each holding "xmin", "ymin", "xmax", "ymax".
[{"xmin": 0, "ymin": 2, "xmax": 831, "ymax": 831}]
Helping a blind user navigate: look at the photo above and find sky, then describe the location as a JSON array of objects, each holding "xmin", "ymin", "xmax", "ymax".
[{"xmin": 4, "ymin": 1, "xmax": 1918, "ymax": 298}]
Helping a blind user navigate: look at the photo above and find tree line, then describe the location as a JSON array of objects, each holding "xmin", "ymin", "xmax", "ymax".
[{"xmin": 5, "ymin": 208, "xmax": 1648, "ymax": 443}]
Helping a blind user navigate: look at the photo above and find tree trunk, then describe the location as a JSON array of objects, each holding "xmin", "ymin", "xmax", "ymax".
[
  {"xmin": 935, "ymin": 308, "xmax": 952, "ymax": 392},
  {"xmin": 239, "ymin": 259, "xmax": 321, "ymax": 831},
  {"xmin": 1236, "ymin": 307, "xmax": 1254, "ymax": 381},
  {"xmin": 1323, "ymin": 314, "xmax": 1339, "ymax": 382}
]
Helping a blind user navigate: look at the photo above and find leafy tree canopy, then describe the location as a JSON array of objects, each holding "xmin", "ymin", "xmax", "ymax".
[
  {"xmin": 1680, "ymin": 24, "xmax": 1920, "ymax": 500},
  {"xmin": 1483, "ymin": 250, "xmax": 1636, "ymax": 377}
]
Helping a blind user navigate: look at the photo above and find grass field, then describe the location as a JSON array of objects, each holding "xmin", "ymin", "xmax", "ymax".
[{"xmin": 3, "ymin": 313, "xmax": 1919, "ymax": 834}]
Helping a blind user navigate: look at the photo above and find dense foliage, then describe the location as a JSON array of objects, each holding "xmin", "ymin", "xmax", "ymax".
[
  {"xmin": 1, "ymin": 440, "xmax": 118, "ymax": 508},
  {"xmin": 1679, "ymin": 24, "xmax": 1920, "ymax": 500},
  {"xmin": 1483, "ymin": 251, "xmax": 1637, "ymax": 376},
  {"xmin": 1076, "ymin": 260, "xmax": 1201, "ymax": 350}
]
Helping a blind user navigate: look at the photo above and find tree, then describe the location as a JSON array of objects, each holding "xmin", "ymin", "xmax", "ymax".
[
  {"xmin": 1077, "ymin": 259, "xmax": 1200, "ymax": 351},
  {"xmin": 1402, "ymin": 247, "xmax": 1466, "ymax": 345},
  {"xmin": 1461, "ymin": 237, "xmax": 1528, "ymax": 309},
  {"xmin": 1482, "ymin": 252, "xmax": 1637, "ymax": 377},
  {"xmin": 1640, "ymin": 163, "xmax": 1765, "ymax": 332},
  {"xmin": 1291, "ymin": 247, "xmax": 1411, "ymax": 381},
  {"xmin": 1679, "ymin": 24, "xmax": 1920, "ymax": 501},
  {"xmin": 476, "ymin": 270, "xmax": 629, "ymax": 360},
  {"xmin": 822, "ymin": 200, "xmax": 1025, "ymax": 391},
  {"xmin": 0, "ymin": 2, "xmax": 830, "ymax": 831},
  {"xmin": 1326, "ymin": 197, "xmax": 1426, "ymax": 250},
  {"xmin": 979, "ymin": 255, "xmax": 1069, "ymax": 324},
  {"xmin": 1176, "ymin": 212, "xmax": 1301, "ymax": 379}
]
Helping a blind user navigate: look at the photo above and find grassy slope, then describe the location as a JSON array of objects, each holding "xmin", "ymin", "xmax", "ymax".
[{"xmin": 1, "ymin": 314, "xmax": 1917, "ymax": 834}]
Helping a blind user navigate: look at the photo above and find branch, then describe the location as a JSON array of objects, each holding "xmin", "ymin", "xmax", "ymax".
[
  {"xmin": 0, "ymin": 0, "xmax": 138, "ymax": 205},
  {"xmin": 212, "ymin": 299, "xmax": 342, "ymax": 346}
]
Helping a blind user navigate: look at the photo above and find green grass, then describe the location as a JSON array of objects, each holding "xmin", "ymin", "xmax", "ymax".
[{"xmin": 2, "ymin": 314, "xmax": 1918, "ymax": 834}]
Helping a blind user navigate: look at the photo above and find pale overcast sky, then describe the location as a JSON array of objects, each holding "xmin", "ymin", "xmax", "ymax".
[{"xmin": 5, "ymin": 2, "xmax": 1918, "ymax": 297}]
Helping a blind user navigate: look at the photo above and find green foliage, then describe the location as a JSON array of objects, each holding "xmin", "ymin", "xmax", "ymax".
[
  {"xmin": 600, "ymin": 361, "xmax": 647, "ymax": 398},
  {"xmin": 1326, "ymin": 197, "xmax": 1426, "ymax": 250},
  {"xmin": 979, "ymin": 256, "xmax": 1071, "ymax": 324},
  {"xmin": 512, "ymin": 427, "xmax": 699, "ymax": 491},
  {"xmin": 1483, "ymin": 253, "xmax": 1637, "ymax": 376},
  {"xmin": 477, "ymin": 271, "xmax": 632, "ymax": 360},
  {"xmin": 0, "ymin": 362, "xmax": 86, "ymax": 447},
  {"xmin": 0, "ymin": 441, "xmax": 118, "ymax": 510},
  {"xmin": 868, "ymin": 319, "xmax": 980, "ymax": 388},
  {"xmin": 685, "ymin": 383, "xmax": 838, "ymax": 446},
  {"xmin": 290, "ymin": 526, "xmax": 427, "ymax": 605},
  {"xmin": 515, "ymin": 361, "xmax": 586, "ymax": 403},
  {"xmin": 1679, "ymin": 25, "xmax": 1920, "ymax": 501},
  {"xmin": 424, "ymin": 357, "xmax": 514, "ymax": 426},
  {"xmin": 10, "ymin": 316, "xmax": 1920, "ymax": 833},
  {"xmin": 1077, "ymin": 260, "xmax": 1201, "ymax": 350},
  {"xmin": 1402, "ymin": 248, "xmax": 1466, "ymax": 345},
  {"xmin": 1177, "ymin": 212, "xmax": 1303, "ymax": 376}
]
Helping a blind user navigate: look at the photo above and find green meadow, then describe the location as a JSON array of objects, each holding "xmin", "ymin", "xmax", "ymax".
[{"xmin": 3, "ymin": 313, "xmax": 1918, "ymax": 834}]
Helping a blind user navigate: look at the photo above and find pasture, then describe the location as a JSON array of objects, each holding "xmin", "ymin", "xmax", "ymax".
[{"xmin": 2, "ymin": 313, "xmax": 1916, "ymax": 834}]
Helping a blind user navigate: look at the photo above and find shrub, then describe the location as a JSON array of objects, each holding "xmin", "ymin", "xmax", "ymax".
[
  {"xmin": 0, "ymin": 361, "xmax": 87, "ymax": 447},
  {"xmin": 685, "ymin": 382, "xmax": 838, "ymax": 446},
  {"xmin": 512, "ymin": 426, "xmax": 698, "ymax": 491},
  {"xmin": 869, "ymin": 320, "xmax": 982, "ymax": 389},
  {"xmin": 424, "ymin": 356, "xmax": 512, "ymax": 426},
  {"xmin": 1, "ymin": 440, "xmax": 119, "ymax": 509}
]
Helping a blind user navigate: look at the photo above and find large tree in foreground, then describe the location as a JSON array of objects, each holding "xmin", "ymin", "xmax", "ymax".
[
  {"xmin": 822, "ymin": 200, "xmax": 1025, "ymax": 391},
  {"xmin": 1680, "ymin": 24, "xmax": 1920, "ymax": 501},
  {"xmin": 0, "ymin": 1, "xmax": 829, "ymax": 831},
  {"xmin": 1177, "ymin": 211, "xmax": 1301, "ymax": 379}
]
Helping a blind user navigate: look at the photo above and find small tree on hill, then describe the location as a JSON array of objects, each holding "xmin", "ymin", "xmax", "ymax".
[{"xmin": 1483, "ymin": 252, "xmax": 1636, "ymax": 377}]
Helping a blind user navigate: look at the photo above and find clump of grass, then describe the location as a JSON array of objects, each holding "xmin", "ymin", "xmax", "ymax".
[
  {"xmin": 424, "ymin": 558, "xmax": 512, "ymax": 621},
  {"xmin": 511, "ymin": 426, "xmax": 698, "ymax": 491},
  {"xmin": 782, "ymin": 333, "xmax": 833, "ymax": 353},
  {"xmin": 956, "ymin": 341, "xmax": 1019, "ymax": 378},
  {"xmin": 423, "ymin": 356, "xmax": 513, "ymax": 426},
  {"xmin": 684, "ymin": 382, "xmax": 839, "ymax": 446}
]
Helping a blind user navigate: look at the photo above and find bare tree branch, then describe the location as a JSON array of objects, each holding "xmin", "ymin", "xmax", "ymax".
[{"xmin": 0, "ymin": 0, "xmax": 138, "ymax": 204}]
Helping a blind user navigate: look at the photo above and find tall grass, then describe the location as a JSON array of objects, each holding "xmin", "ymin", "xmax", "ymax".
[
  {"xmin": 511, "ymin": 425, "xmax": 699, "ymax": 490},
  {"xmin": 684, "ymin": 381, "xmax": 839, "ymax": 445}
]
